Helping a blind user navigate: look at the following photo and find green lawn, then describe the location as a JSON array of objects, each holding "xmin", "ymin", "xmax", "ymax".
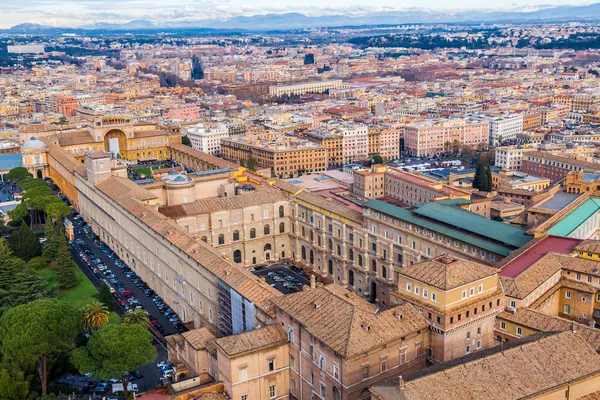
[
  {"xmin": 38, "ymin": 266, "xmax": 120, "ymax": 323},
  {"xmin": 132, "ymin": 164, "xmax": 169, "ymax": 177}
]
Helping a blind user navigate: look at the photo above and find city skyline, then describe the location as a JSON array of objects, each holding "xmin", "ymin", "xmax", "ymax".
[{"xmin": 0, "ymin": 0, "xmax": 596, "ymax": 29}]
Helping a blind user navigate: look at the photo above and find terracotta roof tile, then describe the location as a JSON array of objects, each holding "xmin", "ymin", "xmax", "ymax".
[{"xmin": 215, "ymin": 325, "xmax": 287, "ymax": 357}]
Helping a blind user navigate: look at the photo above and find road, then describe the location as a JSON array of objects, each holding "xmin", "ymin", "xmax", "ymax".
[{"xmin": 69, "ymin": 217, "xmax": 177, "ymax": 391}]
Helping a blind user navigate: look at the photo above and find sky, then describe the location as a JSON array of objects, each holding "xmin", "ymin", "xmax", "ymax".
[{"xmin": 0, "ymin": 0, "xmax": 596, "ymax": 29}]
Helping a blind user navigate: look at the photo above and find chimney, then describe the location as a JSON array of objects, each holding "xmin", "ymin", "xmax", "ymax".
[
  {"xmin": 398, "ymin": 376, "xmax": 405, "ymax": 391},
  {"xmin": 310, "ymin": 275, "xmax": 316, "ymax": 289}
]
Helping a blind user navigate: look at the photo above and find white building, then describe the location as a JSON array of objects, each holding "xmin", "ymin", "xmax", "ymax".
[
  {"xmin": 185, "ymin": 123, "xmax": 229, "ymax": 155},
  {"xmin": 338, "ymin": 124, "xmax": 369, "ymax": 163},
  {"xmin": 472, "ymin": 114, "xmax": 523, "ymax": 146}
]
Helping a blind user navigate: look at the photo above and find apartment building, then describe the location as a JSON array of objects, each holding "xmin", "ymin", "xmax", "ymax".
[
  {"xmin": 185, "ymin": 123, "xmax": 229, "ymax": 156},
  {"xmin": 353, "ymin": 166, "xmax": 386, "ymax": 200},
  {"xmin": 338, "ymin": 124, "xmax": 369, "ymax": 164},
  {"xmin": 306, "ymin": 130, "xmax": 343, "ymax": 167},
  {"xmin": 274, "ymin": 284, "xmax": 430, "ymax": 400},
  {"xmin": 383, "ymin": 168, "xmax": 470, "ymax": 206},
  {"xmin": 269, "ymin": 80, "xmax": 343, "ymax": 97},
  {"xmin": 392, "ymin": 255, "xmax": 504, "ymax": 362},
  {"xmin": 495, "ymin": 146, "xmax": 535, "ymax": 170},
  {"xmin": 402, "ymin": 118, "xmax": 489, "ymax": 157},
  {"xmin": 472, "ymin": 114, "xmax": 523, "ymax": 146},
  {"xmin": 220, "ymin": 134, "xmax": 328, "ymax": 178},
  {"xmin": 56, "ymin": 94, "xmax": 78, "ymax": 117},
  {"xmin": 521, "ymin": 151, "xmax": 600, "ymax": 183}
]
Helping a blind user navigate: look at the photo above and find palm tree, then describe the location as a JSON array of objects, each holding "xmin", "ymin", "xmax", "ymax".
[
  {"xmin": 83, "ymin": 301, "xmax": 110, "ymax": 332},
  {"xmin": 123, "ymin": 309, "xmax": 151, "ymax": 328}
]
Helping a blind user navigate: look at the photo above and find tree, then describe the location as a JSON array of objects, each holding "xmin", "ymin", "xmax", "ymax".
[
  {"xmin": 486, "ymin": 165, "xmax": 493, "ymax": 191},
  {"xmin": 55, "ymin": 240, "xmax": 78, "ymax": 289},
  {"xmin": 0, "ymin": 299, "xmax": 82, "ymax": 395},
  {"xmin": 247, "ymin": 155, "xmax": 256, "ymax": 171},
  {"xmin": 5, "ymin": 167, "xmax": 32, "ymax": 182},
  {"xmin": 45, "ymin": 202, "xmax": 71, "ymax": 221},
  {"xmin": 27, "ymin": 256, "xmax": 49, "ymax": 270},
  {"xmin": 122, "ymin": 309, "xmax": 150, "ymax": 328},
  {"xmin": 239, "ymin": 158, "xmax": 246, "ymax": 168},
  {"xmin": 72, "ymin": 324, "xmax": 157, "ymax": 399},
  {"xmin": 8, "ymin": 223, "xmax": 41, "ymax": 261},
  {"xmin": 97, "ymin": 284, "xmax": 115, "ymax": 309},
  {"xmin": 372, "ymin": 155, "xmax": 384, "ymax": 165},
  {"xmin": 42, "ymin": 220, "xmax": 59, "ymax": 259},
  {"xmin": 0, "ymin": 363, "xmax": 31, "ymax": 400},
  {"xmin": 83, "ymin": 301, "xmax": 110, "ymax": 332},
  {"xmin": 181, "ymin": 135, "xmax": 192, "ymax": 147}
]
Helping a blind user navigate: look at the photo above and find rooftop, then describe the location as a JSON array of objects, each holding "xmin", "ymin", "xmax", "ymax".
[
  {"xmin": 214, "ymin": 324, "xmax": 287, "ymax": 358},
  {"xmin": 547, "ymin": 197, "xmax": 600, "ymax": 237}
]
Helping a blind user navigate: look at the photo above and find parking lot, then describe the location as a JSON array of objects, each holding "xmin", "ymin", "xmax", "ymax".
[
  {"xmin": 251, "ymin": 262, "xmax": 313, "ymax": 294},
  {"xmin": 66, "ymin": 210, "xmax": 188, "ymax": 395}
]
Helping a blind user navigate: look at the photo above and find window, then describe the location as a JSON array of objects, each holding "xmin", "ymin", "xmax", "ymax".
[
  {"xmin": 218, "ymin": 234, "xmax": 224, "ymax": 245},
  {"xmin": 250, "ymin": 228, "xmax": 256, "ymax": 239},
  {"xmin": 431, "ymin": 293, "xmax": 437, "ymax": 302},
  {"xmin": 500, "ymin": 321, "xmax": 506, "ymax": 330},
  {"xmin": 233, "ymin": 216, "xmax": 238, "ymax": 224},
  {"xmin": 279, "ymin": 205, "xmax": 284, "ymax": 218},
  {"xmin": 517, "ymin": 327, "xmax": 522, "ymax": 336},
  {"xmin": 288, "ymin": 327, "xmax": 294, "ymax": 343},
  {"xmin": 380, "ymin": 359, "xmax": 388, "ymax": 373},
  {"xmin": 423, "ymin": 289, "xmax": 428, "ymax": 298},
  {"xmin": 565, "ymin": 291, "xmax": 571, "ymax": 299},
  {"xmin": 362, "ymin": 367, "xmax": 368, "ymax": 381},
  {"xmin": 470, "ymin": 288, "xmax": 475, "ymax": 296},
  {"xmin": 309, "ymin": 342, "xmax": 314, "ymax": 357},
  {"xmin": 406, "ymin": 282, "xmax": 412, "ymax": 292},
  {"xmin": 264, "ymin": 210, "xmax": 269, "ymax": 218},
  {"xmin": 241, "ymin": 395, "xmax": 248, "ymax": 400},
  {"xmin": 564, "ymin": 304, "xmax": 571, "ymax": 315},
  {"xmin": 476, "ymin": 340, "xmax": 481, "ymax": 350},
  {"xmin": 233, "ymin": 231, "xmax": 240, "ymax": 241},
  {"xmin": 465, "ymin": 345, "xmax": 471, "ymax": 354},
  {"xmin": 239, "ymin": 366, "xmax": 248, "ymax": 381},
  {"xmin": 462, "ymin": 290, "xmax": 467, "ymax": 299},
  {"xmin": 319, "ymin": 354, "xmax": 326, "ymax": 369},
  {"xmin": 269, "ymin": 385, "xmax": 276, "ymax": 399},
  {"xmin": 279, "ymin": 222, "xmax": 285, "ymax": 233},
  {"xmin": 268, "ymin": 359, "xmax": 275, "ymax": 372},
  {"xmin": 291, "ymin": 379, "xmax": 296, "ymax": 396},
  {"xmin": 477, "ymin": 327, "xmax": 481, "ymax": 335},
  {"xmin": 415, "ymin": 286, "xmax": 420, "ymax": 295},
  {"xmin": 466, "ymin": 331, "xmax": 470, "ymax": 339},
  {"xmin": 333, "ymin": 364, "xmax": 340, "ymax": 381},
  {"xmin": 478, "ymin": 284, "xmax": 483, "ymax": 293},
  {"xmin": 264, "ymin": 225, "xmax": 270, "ymax": 235},
  {"xmin": 290, "ymin": 355, "xmax": 296, "ymax": 371},
  {"xmin": 320, "ymin": 384, "xmax": 327, "ymax": 400}
]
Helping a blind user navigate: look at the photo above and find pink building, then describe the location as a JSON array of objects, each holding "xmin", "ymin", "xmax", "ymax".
[{"xmin": 167, "ymin": 105, "xmax": 201, "ymax": 121}]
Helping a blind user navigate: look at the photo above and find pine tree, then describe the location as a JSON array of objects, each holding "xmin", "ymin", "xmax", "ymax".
[
  {"xmin": 485, "ymin": 165, "xmax": 493, "ymax": 191},
  {"xmin": 473, "ymin": 162, "xmax": 485, "ymax": 190},
  {"xmin": 8, "ymin": 223, "xmax": 41, "ymax": 261},
  {"xmin": 97, "ymin": 284, "xmax": 115, "ymax": 309},
  {"xmin": 42, "ymin": 220, "xmax": 58, "ymax": 259},
  {"xmin": 55, "ymin": 240, "xmax": 78, "ymax": 289}
]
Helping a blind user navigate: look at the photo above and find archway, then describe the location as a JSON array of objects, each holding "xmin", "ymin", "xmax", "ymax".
[
  {"xmin": 370, "ymin": 281, "xmax": 377, "ymax": 303},
  {"xmin": 36, "ymin": 169, "xmax": 43, "ymax": 179},
  {"xmin": 103, "ymin": 129, "xmax": 127, "ymax": 156},
  {"xmin": 233, "ymin": 249, "xmax": 242, "ymax": 263}
]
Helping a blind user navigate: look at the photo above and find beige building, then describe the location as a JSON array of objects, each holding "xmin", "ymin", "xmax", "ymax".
[
  {"xmin": 215, "ymin": 325, "xmax": 290, "ymax": 400},
  {"xmin": 269, "ymin": 80, "xmax": 343, "ymax": 97},
  {"xmin": 21, "ymin": 139, "xmax": 49, "ymax": 179},
  {"xmin": 392, "ymin": 256, "xmax": 504, "ymax": 362},
  {"xmin": 159, "ymin": 190, "xmax": 291, "ymax": 266},
  {"xmin": 274, "ymin": 284, "xmax": 430, "ymax": 400}
]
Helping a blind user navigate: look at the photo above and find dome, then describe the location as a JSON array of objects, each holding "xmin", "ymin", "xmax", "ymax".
[
  {"xmin": 22, "ymin": 139, "xmax": 47, "ymax": 150},
  {"xmin": 161, "ymin": 171, "xmax": 191, "ymax": 185}
]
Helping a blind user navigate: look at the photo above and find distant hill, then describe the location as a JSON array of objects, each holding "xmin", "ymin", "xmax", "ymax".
[{"xmin": 7, "ymin": 2, "xmax": 600, "ymax": 33}]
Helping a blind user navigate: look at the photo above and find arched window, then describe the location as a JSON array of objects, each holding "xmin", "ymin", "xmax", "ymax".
[
  {"xmin": 301, "ymin": 246, "xmax": 307, "ymax": 260},
  {"xmin": 264, "ymin": 243, "xmax": 272, "ymax": 251},
  {"xmin": 337, "ymin": 245, "xmax": 342, "ymax": 256},
  {"xmin": 201, "ymin": 236, "xmax": 207, "ymax": 243},
  {"xmin": 358, "ymin": 254, "xmax": 363, "ymax": 267},
  {"xmin": 349, "ymin": 270, "xmax": 354, "ymax": 286},
  {"xmin": 232, "ymin": 230, "xmax": 240, "ymax": 241},
  {"xmin": 371, "ymin": 259, "xmax": 377, "ymax": 273},
  {"xmin": 333, "ymin": 387, "xmax": 341, "ymax": 400},
  {"xmin": 328, "ymin": 259, "xmax": 333, "ymax": 274},
  {"xmin": 309, "ymin": 250, "xmax": 314, "ymax": 265},
  {"xmin": 279, "ymin": 222, "xmax": 285, "ymax": 233},
  {"xmin": 349, "ymin": 248, "xmax": 354, "ymax": 261},
  {"xmin": 382, "ymin": 266, "xmax": 387, "ymax": 279},
  {"xmin": 264, "ymin": 225, "xmax": 270, "ymax": 235},
  {"xmin": 218, "ymin": 234, "xmax": 225, "ymax": 245},
  {"xmin": 279, "ymin": 205, "xmax": 285, "ymax": 218},
  {"xmin": 233, "ymin": 249, "xmax": 242, "ymax": 263},
  {"xmin": 328, "ymin": 239, "xmax": 333, "ymax": 251},
  {"xmin": 250, "ymin": 228, "xmax": 256, "ymax": 239}
]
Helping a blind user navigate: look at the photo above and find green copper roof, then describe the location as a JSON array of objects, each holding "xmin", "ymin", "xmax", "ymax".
[
  {"xmin": 547, "ymin": 198, "xmax": 600, "ymax": 237},
  {"xmin": 412, "ymin": 202, "xmax": 531, "ymax": 248},
  {"xmin": 364, "ymin": 200, "xmax": 532, "ymax": 256}
]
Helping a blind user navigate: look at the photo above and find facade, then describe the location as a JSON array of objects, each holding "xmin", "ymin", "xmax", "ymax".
[
  {"xmin": 185, "ymin": 123, "xmax": 229, "ymax": 156},
  {"xmin": 21, "ymin": 139, "xmax": 49, "ymax": 179},
  {"xmin": 56, "ymin": 94, "xmax": 79, "ymax": 117},
  {"xmin": 215, "ymin": 325, "xmax": 290, "ymax": 400},
  {"xmin": 495, "ymin": 146, "xmax": 535, "ymax": 170},
  {"xmin": 158, "ymin": 190, "xmax": 291, "ymax": 266},
  {"xmin": 521, "ymin": 151, "xmax": 600, "ymax": 183},
  {"xmin": 269, "ymin": 80, "xmax": 343, "ymax": 97},
  {"xmin": 472, "ymin": 114, "xmax": 523, "ymax": 146},
  {"xmin": 220, "ymin": 134, "xmax": 328, "ymax": 178},
  {"xmin": 392, "ymin": 255, "xmax": 504, "ymax": 362},
  {"xmin": 402, "ymin": 118, "xmax": 489, "ymax": 157},
  {"xmin": 353, "ymin": 166, "xmax": 386, "ymax": 200},
  {"xmin": 339, "ymin": 124, "xmax": 369, "ymax": 164},
  {"xmin": 306, "ymin": 131, "xmax": 343, "ymax": 167}
]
